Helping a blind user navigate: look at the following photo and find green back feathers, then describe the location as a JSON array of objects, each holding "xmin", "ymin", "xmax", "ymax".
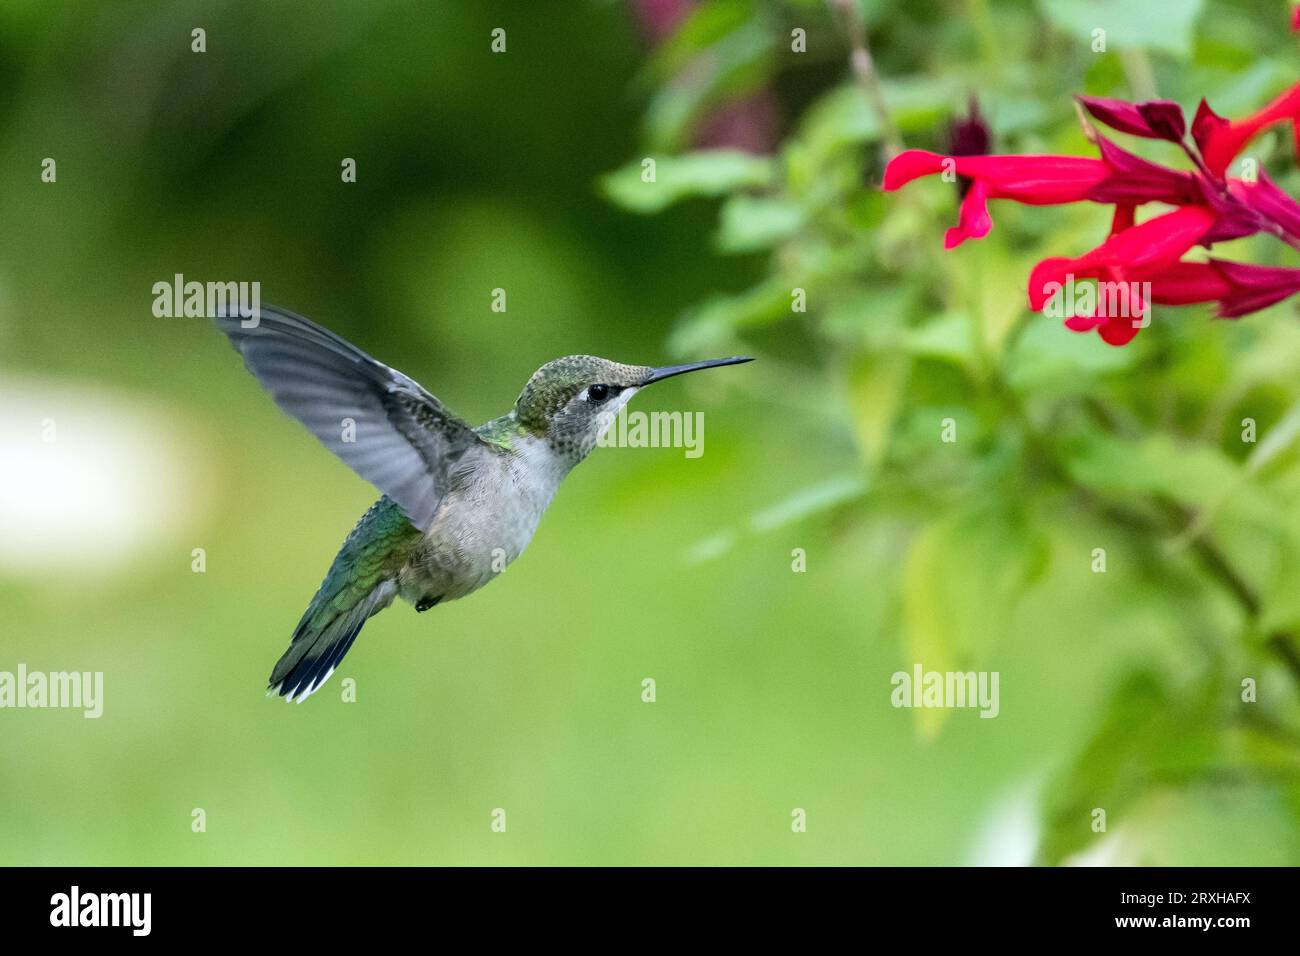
[
  {"xmin": 474, "ymin": 414, "xmax": 528, "ymax": 451},
  {"xmin": 322, "ymin": 497, "xmax": 422, "ymax": 604}
]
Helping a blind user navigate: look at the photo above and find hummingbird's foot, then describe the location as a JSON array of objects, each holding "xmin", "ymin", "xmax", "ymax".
[{"xmin": 415, "ymin": 595, "xmax": 441, "ymax": 613}]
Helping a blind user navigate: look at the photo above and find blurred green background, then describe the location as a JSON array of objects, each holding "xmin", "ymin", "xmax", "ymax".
[{"xmin": 3, "ymin": 0, "xmax": 1300, "ymax": 865}]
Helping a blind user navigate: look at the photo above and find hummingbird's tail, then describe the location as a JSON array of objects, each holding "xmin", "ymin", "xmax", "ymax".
[
  {"xmin": 269, "ymin": 580, "xmax": 396, "ymax": 703},
  {"xmin": 268, "ymin": 497, "xmax": 418, "ymax": 703}
]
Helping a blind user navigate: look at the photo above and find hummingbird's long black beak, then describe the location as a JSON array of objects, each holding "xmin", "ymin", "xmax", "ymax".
[{"xmin": 641, "ymin": 356, "xmax": 753, "ymax": 386}]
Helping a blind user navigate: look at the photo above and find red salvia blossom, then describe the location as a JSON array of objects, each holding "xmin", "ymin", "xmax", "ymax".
[
  {"xmin": 1231, "ymin": 170, "xmax": 1300, "ymax": 240},
  {"xmin": 1063, "ymin": 260, "xmax": 1300, "ymax": 344},
  {"xmin": 1027, "ymin": 207, "xmax": 1217, "ymax": 345},
  {"xmin": 883, "ymin": 150, "xmax": 1109, "ymax": 247},
  {"xmin": 1193, "ymin": 86, "xmax": 1300, "ymax": 178},
  {"xmin": 883, "ymin": 81, "xmax": 1300, "ymax": 345},
  {"xmin": 1027, "ymin": 207, "xmax": 1218, "ymax": 314},
  {"xmin": 1212, "ymin": 260, "xmax": 1300, "ymax": 316},
  {"xmin": 1074, "ymin": 97, "xmax": 1186, "ymax": 142}
]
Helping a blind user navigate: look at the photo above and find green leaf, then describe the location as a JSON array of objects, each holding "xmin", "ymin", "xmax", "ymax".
[
  {"xmin": 899, "ymin": 313, "xmax": 976, "ymax": 370},
  {"xmin": 1246, "ymin": 402, "xmax": 1300, "ymax": 475},
  {"xmin": 1037, "ymin": 674, "xmax": 1300, "ymax": 865},
  {"xmin": 1008, "ymin": 316, "xmax": 1136, "ymax": 393},
  {"xmin": 666, "ymin": 277, "xmax": 790, "ymax": 354},
  {"xmin": 820, "ymin": 285, "xmax": 910, "ymax": 348},
  {"xmin": 902, "ymin": 505, "xmax": 1036, "ymax": 738},
  {"xmin": 1063, "ymin": 432, "xmax": 1251, "ymax": 512},
  {"xmin": 1037, "ymin": 672, "xmax": 1163, "ymax": 863},
  {"xmin": 648, "ymin": 0, "xmax": 756, "ymax": 76},
  {"xmin": 599, "ymin": 151, "xmax": 774, "ymax": 215},
  {"xmin": 1258, "ymin": 501, "xmax": 1300, "ymax": 633},
  {"xmin": 685, "ymin": 473, "xmax": 867, "ymax": 564},
  {"xmin": 846, "ymin": 351, "xmax": 910, "ymax": 469},
  {"xmin": 1038, "ymin": 0, "xmax": 1205, "ymax": 58},
  {"xmin": 640, "ymin": 1, "xmax": 774, "ymax": 150},
  {"xmin": 714, "ymin": 195, "xmax": 804, "ymax": 254},
  {"xmin": 791, "ymin": 78, "xmax": 953, "ymax": 165},
  {"xmin": 954, "ymin": 239, "xmax": 1032, "ymax": 362},
  {"xmin": 749, "ymin": 473, "xmax": 868, "ymax": 532}
]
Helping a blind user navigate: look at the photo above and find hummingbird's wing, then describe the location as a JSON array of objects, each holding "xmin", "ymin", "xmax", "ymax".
[{"xmin": 216, "ymin": 304, "xmax": 484, "ymax": 530}]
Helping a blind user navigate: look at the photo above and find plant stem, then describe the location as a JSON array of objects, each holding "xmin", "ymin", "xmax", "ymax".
[
  {"xmin": 1120, "ymin": 47, "xmax": 1158, "ymax": 101},
  {"xmin": 827, "ymin": 0, "xmax": 902, "ymax": 157},
  {"xmin": 1185, "ymin": 523, "xmax": 1300, "ymax": 685}
]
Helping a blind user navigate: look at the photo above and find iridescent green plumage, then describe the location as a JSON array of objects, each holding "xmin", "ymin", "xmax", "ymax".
[{"xmin": 268, "ymin": 497, "xmax": 420, "ymax": 691}]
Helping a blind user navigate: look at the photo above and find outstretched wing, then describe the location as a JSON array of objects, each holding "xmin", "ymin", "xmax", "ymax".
[{"xmin": 216, "ymin": 304, "xmax": 483, "ymax": 530}]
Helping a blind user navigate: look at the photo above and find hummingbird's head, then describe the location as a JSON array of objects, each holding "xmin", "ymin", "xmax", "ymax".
[{"xmin": 514, "ymin": 354, "xmax": 752, "ymax": 461}]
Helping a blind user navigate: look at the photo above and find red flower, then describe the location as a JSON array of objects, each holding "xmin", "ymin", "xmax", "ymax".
[
  {"xmin": 1027, "ymin": 207, "xmax": 1218, "ymax": 310},
  {"xmin": 1087, "ymin": 135, "xmax": 1199, "ymax": 208},
  {"xmin": 1028, "ymin": 207, "xmax": 1217, "ymax": 345},
  {"xmin": 1058, "ymin": 291, "xmax": 1150, "ymax": 345},
  {"xmin": 883, "ymin": 140, "xmax": 1199, "ymax": 249},
  {"xmin": 1213, "ymin": 260, "xmax": 1300, "ymax": 316},
  {"xmin": 1194, "ymin": 83, "xmax": 1300, "ymax": 177},
  {"xmin": 882, "ymin": 150, "xmax": 1110, "ymax": 248},
  {"xmin": 1229, "ymin": 169, "xmax": 1300, "ymax": 241},
  {"xmin": 1076, "ymin": 96, "xmax": 1186, "ymax": 142},
  {"xmin": 1049, "ymin": 259, "xmax": 1300, "ymax": 344},
  {"xmin": 883, "ymin": 84, "xmax": 1300, "ymax": 346},
  {"xmin": 1058, "ymin": 261, "xmax": 1232, "ymax": 346}
]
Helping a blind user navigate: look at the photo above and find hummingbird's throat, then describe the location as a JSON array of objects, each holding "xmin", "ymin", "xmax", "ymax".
[{"xmin": 593, "ymin": 387, "xmax": 639, "ymax": 445}]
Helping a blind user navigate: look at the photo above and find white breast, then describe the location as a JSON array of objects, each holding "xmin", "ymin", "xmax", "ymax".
[{"xmin": 414, "ymin": 435, "xmax": 572, "ymax": 599}]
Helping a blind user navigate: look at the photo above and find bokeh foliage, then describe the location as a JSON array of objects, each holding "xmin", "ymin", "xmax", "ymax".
[
  {"xmin": 1, "ymin": 0, "xmax": 1298, "ymax": 865},
  {"xmin": 603, "ymin": 0, "xmax": 1300, "ymax": 864}
]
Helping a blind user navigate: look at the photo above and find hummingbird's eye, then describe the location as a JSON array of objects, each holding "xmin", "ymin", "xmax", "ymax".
[{"xmin": 586, "ymin": 384, "xmax": 611, "ymax": 404}]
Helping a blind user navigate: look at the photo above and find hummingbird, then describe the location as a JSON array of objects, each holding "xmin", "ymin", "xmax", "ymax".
[{"xmin": 216, "ymin": 305, "xmax": 751, "ymax": 702}]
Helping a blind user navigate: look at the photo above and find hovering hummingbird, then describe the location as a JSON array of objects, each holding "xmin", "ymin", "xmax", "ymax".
[{"xmin": 216, "ymin": 306, "xmax": 751, "ymax": 702}]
